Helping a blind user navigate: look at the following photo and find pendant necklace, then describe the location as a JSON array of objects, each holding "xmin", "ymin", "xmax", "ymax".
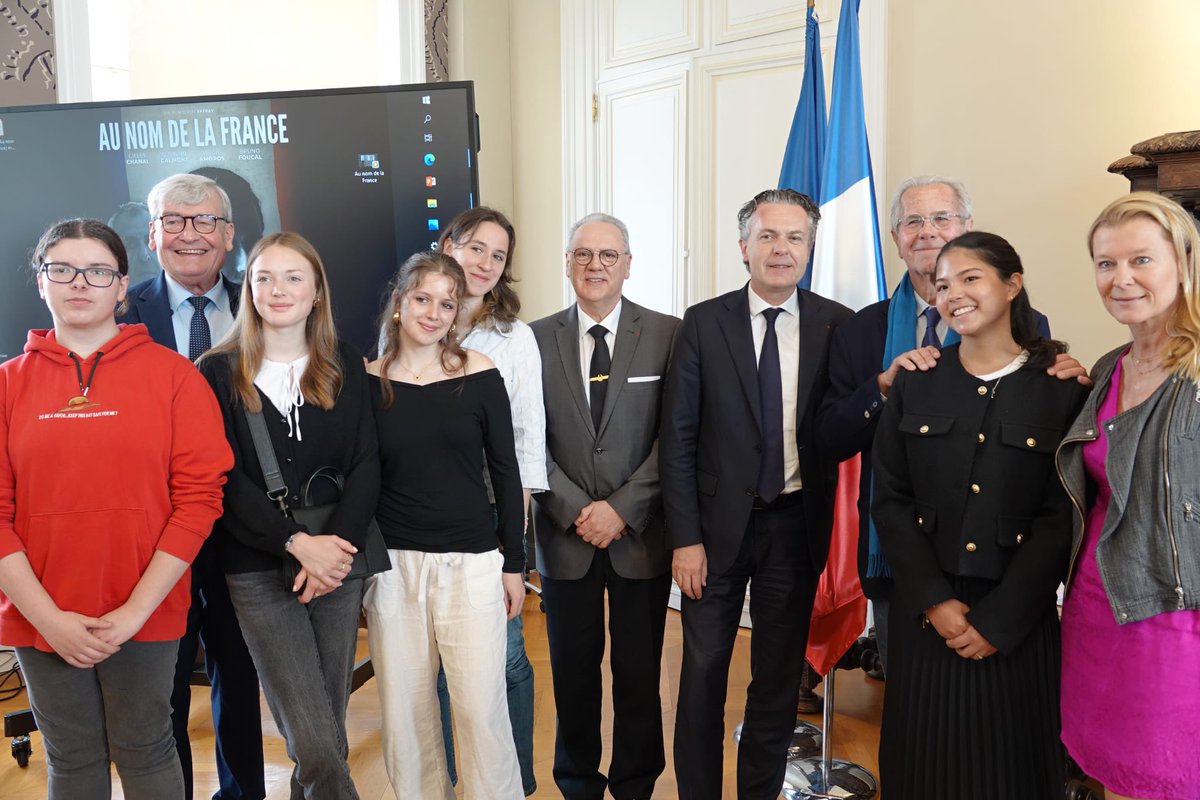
[
  {"xmin": 396, "ymin": 353, "xmax": 443, "ymax": 382},
  {"xmin": 64, "ymin": 351, "xmax": 103, "ymax": 411}
]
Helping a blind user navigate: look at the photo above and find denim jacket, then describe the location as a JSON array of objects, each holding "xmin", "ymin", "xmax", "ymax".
[{"xmin": 1057, "ymin": 345, "xmax": 1200, "ymax": 623}]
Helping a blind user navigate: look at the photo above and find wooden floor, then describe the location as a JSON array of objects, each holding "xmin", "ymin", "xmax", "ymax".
[{"xmin": 0, "ymin": 593, "xmax": 886, "ymax": 799}]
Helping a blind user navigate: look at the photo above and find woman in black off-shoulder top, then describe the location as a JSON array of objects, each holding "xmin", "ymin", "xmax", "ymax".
[{"xmin": 363, "ymin": 251, "xmax": 526, "ymax": 800}]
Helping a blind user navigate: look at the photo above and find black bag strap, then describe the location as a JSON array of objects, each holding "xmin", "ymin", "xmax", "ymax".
[
  {"xmin": 300, "ymin": 467, "xmax": 344, "ymax": 505},
  {"xmin": 243, "ymin": 408, "xmax": 290, "ymax": 514}
]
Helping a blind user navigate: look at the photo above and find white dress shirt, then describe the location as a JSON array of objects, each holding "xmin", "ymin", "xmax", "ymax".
[
  {"xmin": 461, "ymin": 318, "xmax": 550, "ymax": 492},
  {"xmin": 747, "ymin": 288, "xmax": 803, "ymax": 493},
  {"xmin": 576, "ymin": 300, "xmax": 622, "ymax": 406},
  {"xmin": 163, "ymin": 271, "xmax": 235, "ymax": 357}
]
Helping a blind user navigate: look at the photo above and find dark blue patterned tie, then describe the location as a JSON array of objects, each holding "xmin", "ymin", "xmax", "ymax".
[
  {"xmin": 921, "ymin": 305, "xmax": 941, "ymax": 348},
  {"xmin": 756, "ymin": 307, "xmax": 785, "ymax": 503},
  {"xmin": 187, "ymin": 295, "xmax": 212, "ymax": 362}
]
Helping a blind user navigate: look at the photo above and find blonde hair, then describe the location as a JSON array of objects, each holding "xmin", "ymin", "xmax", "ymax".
[
  {"xmin": 200, "ymin": 232, "xmax": 343, "ymax": 410},
  {"xmin": 1088, "ymin": 192, "xmax": 1200, "ymax": 383}
]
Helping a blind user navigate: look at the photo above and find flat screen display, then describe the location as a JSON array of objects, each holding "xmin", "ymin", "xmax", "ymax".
[{"xmin": 0, "ymin": 81, "xmax": 479, "ymax": 359}]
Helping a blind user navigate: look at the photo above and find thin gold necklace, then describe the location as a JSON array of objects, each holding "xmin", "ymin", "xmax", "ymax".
[
  {"xmin": 395, "ymin": 353, "xmax": 443, "ymax": 381},
  {"xmin": 1129, "ymin": 348, "xmax": 1163, "ymax": 376}
]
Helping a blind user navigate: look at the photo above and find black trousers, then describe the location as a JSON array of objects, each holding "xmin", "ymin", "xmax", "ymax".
[
  {"xmin": 170, "ymin": 540, "xmax": 265, "ymax": 800},
  {"xmin": 673, "ymin": 493, "xmax": 818, "ymax": 800},
  {"xmin": 541, "ymin": 548, "xmax": 672, "ymax": 800}
]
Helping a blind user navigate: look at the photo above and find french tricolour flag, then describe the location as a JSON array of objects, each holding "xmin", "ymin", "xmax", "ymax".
[
  {"xmin": 791, "ymin": 0, "xmax": 885, "ymax": 676},
  {"xmin": 810, "ymin": 0, "xmax": 886, "ymax": 312}
]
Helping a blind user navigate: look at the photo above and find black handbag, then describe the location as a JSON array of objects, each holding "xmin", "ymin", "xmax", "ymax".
[{"xmin": 243, "ymin": 408, "xmax": 390, "ymax": 581}]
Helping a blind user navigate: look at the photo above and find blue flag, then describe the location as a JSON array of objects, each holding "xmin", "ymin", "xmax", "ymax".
[{"xmin": 777, "ymin": 0, "xmax": 826, "ymax": 290}]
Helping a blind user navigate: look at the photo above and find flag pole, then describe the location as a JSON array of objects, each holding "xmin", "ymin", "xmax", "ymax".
[{"xmin": 783, "ymin": 669, "xmax": 877, "ymax": 799}]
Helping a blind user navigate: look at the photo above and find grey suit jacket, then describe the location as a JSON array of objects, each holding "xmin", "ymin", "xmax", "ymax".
[{"xmin": 530, "ymin": 299, "xmax": 679, "ymax": 581}]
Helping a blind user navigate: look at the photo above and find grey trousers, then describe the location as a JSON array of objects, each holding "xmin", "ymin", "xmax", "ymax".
[
  {"xmin": 226, "ymin": 569, "xmax": 363, "ymax": 800},
  {"xmin": 17, "ymin": 639, "xmax": 183, "ymax": 800}
]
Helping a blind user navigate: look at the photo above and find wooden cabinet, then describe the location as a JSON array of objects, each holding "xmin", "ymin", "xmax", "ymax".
[{"xmin": 1109, "ymin": 131, "xmax": 1200, "ymax": 218}]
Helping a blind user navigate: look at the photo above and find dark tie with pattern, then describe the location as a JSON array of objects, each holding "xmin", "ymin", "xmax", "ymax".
[
  {"xmin": 756, "ymin": 307, "xmax": 785, "ymax": 503},
  {"xmin": 588, "ymin": 324, "xmax": 610, "ymax": 432},
  {"xmin": 921, "ymin": 305, "xmax": 942, "ymax": 348},
  {"xmin": 188, "ymin": 295, "xmax": 212, "ymax": 362}
]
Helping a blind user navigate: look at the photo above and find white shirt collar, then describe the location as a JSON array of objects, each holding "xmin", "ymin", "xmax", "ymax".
[
  {"xmin": 747, "ymin": 286, "xmax": 799, "ymax": 317},
  {"xmin": 577, "ymin": 299, "xmax": 623, "ymax": 339}
]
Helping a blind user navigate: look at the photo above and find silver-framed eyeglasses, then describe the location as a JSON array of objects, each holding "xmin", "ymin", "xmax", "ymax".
[
  {"xmin": 157, "ymin": 213, "xmax": 227, "ymax": 234},
  {"xmin": 40, "ymin": 263, "xmax": 121, "ymax": 288},
  {"xmin": 570, "ymin": 248, "xmax": 628, "ymax": 268},
  {"xmin": 898, "ymin": 212, "xmax": 968, "ymax": 232}
]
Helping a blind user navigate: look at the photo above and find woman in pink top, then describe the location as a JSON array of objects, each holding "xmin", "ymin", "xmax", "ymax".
[{"xmin": 1057, "ymin": 192, "xmax": 1200, "ymax": 800}]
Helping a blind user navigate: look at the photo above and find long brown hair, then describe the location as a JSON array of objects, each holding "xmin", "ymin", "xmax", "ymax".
[
  {"xmin": 437, "ymin": 206, "xmax": 520, "ymax": 330},
  {"xmin": 200, "ymin": 232, "xmax": 343, "ymax": 411},
  {"xmin": 376, "ymin": 251, "xmax": 468, "ymax": 407}
]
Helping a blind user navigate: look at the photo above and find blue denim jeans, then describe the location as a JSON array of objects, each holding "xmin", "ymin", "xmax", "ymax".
[
  {"xmin": 225, "ymin": 569, "xmax": 363, "ymax": 800},
  {"xmin": 437, "ymin": 613, "xmax": 536, "ymax": 794},
  {"xmin": 18, "ymin": 639, "xmax": 183, "ymax": 800}
]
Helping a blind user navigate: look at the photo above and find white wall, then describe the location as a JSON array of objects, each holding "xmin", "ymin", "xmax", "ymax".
[
  {"xmin": 73, "ymin": 0, "xmax": 415, "ymax": 100},
  {"xmin": 885, "ymin": 0, "xmax": 1200, "ymax": 368}
]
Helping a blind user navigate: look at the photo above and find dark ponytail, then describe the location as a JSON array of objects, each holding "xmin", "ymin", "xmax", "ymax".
[{"xmin": 938, "ymin": 231, "xmax": 1066, "ymax": 370}]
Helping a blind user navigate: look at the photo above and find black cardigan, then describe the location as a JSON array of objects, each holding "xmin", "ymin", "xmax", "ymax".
[
  {"xmin": 871, "ymin": 345, "xmax": 1089, "ymax": 653},
  {"xmin": 199, "ymin": 341, "xmax": 380, "ymax": 575}
]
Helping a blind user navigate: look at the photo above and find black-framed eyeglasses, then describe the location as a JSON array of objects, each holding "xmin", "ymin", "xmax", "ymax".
[
  {"xmin": 570, "ymin": 248, "xmax": 628, "ymax": 268},
  {"xmin": 40, "ymin": 263, "xmax": 121, "ymax": 288},
  {"xmin": 898, "ymin": 212, "xmax": 968, "ymax": 233},
  {"xmin": 157, "ymin": 213, "xmax": 227, "ymax": 234}
]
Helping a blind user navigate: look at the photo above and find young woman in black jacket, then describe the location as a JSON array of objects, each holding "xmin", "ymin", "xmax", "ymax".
[{"xmin": 199, "ymin": 232, "xmax": 378, "ymax": 800}]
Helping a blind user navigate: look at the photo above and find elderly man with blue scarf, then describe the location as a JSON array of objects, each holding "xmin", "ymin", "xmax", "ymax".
[{"xmin": 814, "ymin": 175, "xmax": 1086, "ymax": 684}]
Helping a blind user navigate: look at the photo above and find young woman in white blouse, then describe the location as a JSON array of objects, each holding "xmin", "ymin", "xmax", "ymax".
[
  {"xmin": 430, "ymin": 207, "xmax": 547, "ymax": 794},
  {"xmin": 198, "ymin": 232, "xmax": 379, "ymax": 799}
]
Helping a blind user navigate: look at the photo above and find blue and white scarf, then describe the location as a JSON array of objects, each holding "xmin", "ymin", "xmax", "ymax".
[{"xmin": 867, "ymin": 274, "xmax": 960, "ymax": 579}]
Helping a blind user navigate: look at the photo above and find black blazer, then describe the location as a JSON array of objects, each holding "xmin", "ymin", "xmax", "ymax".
[
  {"xmin": 870, "ymin": 345, "xmax": 1088, "ymax": 653},
  {"xmin": 118, "ymin": 271, "xmax": 242, "ymax": 350},
  {"xmin": 817, "ymin": 297, "xmax": 1055, "ymax": 599},
  {"xmin": 197, "ymin": 342, "xmax": 380, "ymax": 575},
  {"xmin": 660, "ymin": 284, "xmax": 851, "ymax": 575}
]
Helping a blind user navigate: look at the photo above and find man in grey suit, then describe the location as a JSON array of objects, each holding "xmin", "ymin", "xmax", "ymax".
[{"xmin": 531, "ymin": 213, "xmax": 680, "ymax": 800}]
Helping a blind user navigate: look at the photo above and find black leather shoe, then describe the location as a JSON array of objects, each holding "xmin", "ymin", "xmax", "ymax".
[{"xmin": 796, "ymin": 687, "xmax": 823, "ymax": 714}]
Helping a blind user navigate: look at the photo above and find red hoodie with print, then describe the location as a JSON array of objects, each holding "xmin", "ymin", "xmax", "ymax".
[{"xmin": 0, "ymin": 324, "xmax": 232, "ymax": 649}]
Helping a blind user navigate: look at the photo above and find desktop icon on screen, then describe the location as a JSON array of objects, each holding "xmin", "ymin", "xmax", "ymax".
[
  {"xmin": 427, "ymin": 199, "xmax": 438, "ymax": 208},
  {"xmin": 425, "ymin": 176, "xmax": 437, "ymax": 187},
  {"xmin": 428, "ymin": 219, "xmax": 440, "ymax": 231},
  {"xmin": 421, "ymin": 96, "xmax": 431, "ymax": 105},
  {"xmin": 423, "ymin": 153, "xmax": 436, "ymax": 166},
  {"xmin": 358, "ymin": 153, "xmax": 380, "ymax": 169},
  {"xmin": 424, "ymin": 133, "xmax": 433, "ymax": 143}
]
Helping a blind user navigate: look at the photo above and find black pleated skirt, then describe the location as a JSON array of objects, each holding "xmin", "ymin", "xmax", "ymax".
[{"xmin": 879, "ymin": 575, "xmax": 1064, "ymax": 800}]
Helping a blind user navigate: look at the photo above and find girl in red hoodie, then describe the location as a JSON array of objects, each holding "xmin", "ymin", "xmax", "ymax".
[{"xmin": 0, "ymin": 219, "xmax": 232, "ymax": 799}]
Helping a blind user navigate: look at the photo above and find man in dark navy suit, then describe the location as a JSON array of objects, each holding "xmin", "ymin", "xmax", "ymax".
[
  {"xmin": 661, "ymin": 189, "xmax": 851, "ymax": 799},
  {"xmin": 119, "ymin": 173, "xmax": 264, "ymax": 800}
]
